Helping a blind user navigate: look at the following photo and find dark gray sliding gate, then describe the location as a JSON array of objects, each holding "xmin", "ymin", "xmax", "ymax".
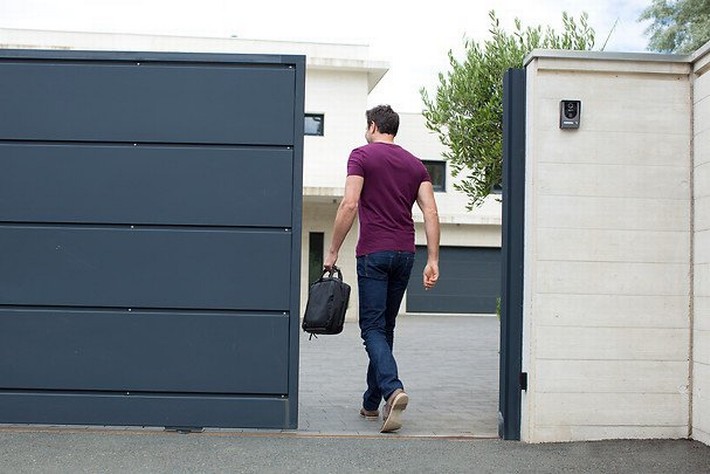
[
  {"xmin": 0, "ymin": 49, "xmax": 304, "ymax": 429},
  {"xmin": 499, "ymin": 68, "xmax": 525, "ymax": 440}
]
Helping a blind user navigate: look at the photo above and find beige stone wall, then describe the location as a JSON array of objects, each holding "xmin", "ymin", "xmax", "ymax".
[
  {"xmin": 692, "ymin": 44, "xmax": 710, "ymax": 446},
  {"xmin": 522, "ymin": 53, "xmax": 693, "ymax": 442}
]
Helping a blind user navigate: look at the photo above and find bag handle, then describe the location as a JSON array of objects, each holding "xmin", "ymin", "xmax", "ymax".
[{"xmin": 321, "ymin": 265, "xmax": 343, "ymax": 281}]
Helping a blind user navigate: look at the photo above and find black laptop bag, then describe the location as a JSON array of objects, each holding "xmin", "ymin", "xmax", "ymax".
[{"xmin": 302, "ymin": 266, "xmax": 351, "ymax": 337}]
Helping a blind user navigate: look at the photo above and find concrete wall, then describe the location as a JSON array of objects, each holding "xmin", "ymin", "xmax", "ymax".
[
  {"xmin": 522, "ymin": 52, "xmax": 693, "ymax": 442},
  {"xmin": 692, "ymin": 44, "xmax": 710, "ymax": 446}
]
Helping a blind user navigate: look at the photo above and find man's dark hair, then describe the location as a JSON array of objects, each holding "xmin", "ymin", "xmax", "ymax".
[{"xmin": 366, "ymin": 105, "xmax": 399, "ymax": 136}]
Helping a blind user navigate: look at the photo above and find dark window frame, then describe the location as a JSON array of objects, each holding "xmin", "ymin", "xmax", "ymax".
[
  {"xmin": 304, "ymin": 113, "xmax": 324, "ymax": 136},
  {"xmin": 422, "ymin": 160, "xmax": 446, "ymax": 192}
]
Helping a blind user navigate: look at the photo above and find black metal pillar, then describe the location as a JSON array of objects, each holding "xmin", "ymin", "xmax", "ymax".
[{"xmin": 498, "ymin": 68, "xmax": 526, "ymax": 440}]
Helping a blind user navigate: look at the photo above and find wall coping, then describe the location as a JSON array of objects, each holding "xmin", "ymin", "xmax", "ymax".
[
  {"xmin": 524, "ymin": 49, "xmax": 689, "ymax": 67},
  {"xmin": 525, "ymin": 49, "xmax": 693, "ymax": 75},
  {"xmin": 691, "ymin": 41, "xmax": 710, "ymax": 75},
  {"xmin": 689, "ymin": 40, "xmax": 710, "ymax": 63},
  {"xmin": 526, "ymin": 45, "xmax": 710, "ymax": 77}
]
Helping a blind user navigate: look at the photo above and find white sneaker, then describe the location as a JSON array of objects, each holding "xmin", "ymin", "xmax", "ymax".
[{"xmin": 380, "ymin": 389, "xmax": 408, "ymax": 433}]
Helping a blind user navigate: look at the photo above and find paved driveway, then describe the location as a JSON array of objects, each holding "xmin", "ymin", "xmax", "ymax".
[{"xmin": 298, "ymin": 314, "xmax": 500, "ymax": 437}]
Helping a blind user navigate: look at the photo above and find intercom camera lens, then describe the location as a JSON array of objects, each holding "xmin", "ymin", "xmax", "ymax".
[{"xmin": 564, "ymin": 103, "xmax": 578, "ymax": 119}]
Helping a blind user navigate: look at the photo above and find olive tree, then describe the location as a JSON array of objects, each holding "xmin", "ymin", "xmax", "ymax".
[
  {"xmin": 639, "ymin": 0, "xmax": 710, "ymax": 53},
  {"xmin": 421, "ymin": 11, "xmax": 596, "ymax": 209}
]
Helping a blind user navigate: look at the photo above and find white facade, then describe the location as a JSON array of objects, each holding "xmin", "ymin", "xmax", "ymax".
[
  {"xmin": 522, "ymin": 44, "xmax": 710, "ymax": 445},
  {"xmin": 0, "ymin": 28, "xmax": 501, "ymax": 321}
]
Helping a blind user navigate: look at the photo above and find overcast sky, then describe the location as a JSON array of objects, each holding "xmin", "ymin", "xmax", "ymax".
[{"xmin": 0, "ymin": 0, "xmax": 653, "ymax": 111}]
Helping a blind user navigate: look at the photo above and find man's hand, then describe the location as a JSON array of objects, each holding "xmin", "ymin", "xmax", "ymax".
[
  {"xmin": 423, "ymin": 261, "xmax": 439, "ymax": 290},
  {"xmin": 324, "ymin": 249, "xmax": 338, "ymax": 272}
]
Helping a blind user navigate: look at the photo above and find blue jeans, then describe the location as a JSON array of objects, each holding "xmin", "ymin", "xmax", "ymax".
[{"xmin": 357, "ymin": 250, "xmax": 415, "ymax": 411}]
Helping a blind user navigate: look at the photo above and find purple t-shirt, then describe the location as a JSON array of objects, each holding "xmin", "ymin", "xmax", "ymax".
[{"xmin": 347, "ymin": 142, "xmax": 431, "ymax": 257}]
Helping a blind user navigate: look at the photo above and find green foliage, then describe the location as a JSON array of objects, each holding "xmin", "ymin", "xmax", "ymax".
[
  {"xmin": 420, "ymin": 11, "xmax": 595, "ymax": 210},
  {"xmin": 639, "ymin": 0, "xmax": 710, "ymax": 53}
]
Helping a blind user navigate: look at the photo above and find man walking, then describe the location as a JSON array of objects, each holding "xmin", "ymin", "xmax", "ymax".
[{"xmin": 324, "ymin": 105, "xmax": 440, "ymax": 433}]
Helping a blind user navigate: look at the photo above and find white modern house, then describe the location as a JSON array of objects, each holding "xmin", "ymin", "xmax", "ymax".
[{"xmin": 0, "ymin": 28, "xmax": 503, "ymax": 321}]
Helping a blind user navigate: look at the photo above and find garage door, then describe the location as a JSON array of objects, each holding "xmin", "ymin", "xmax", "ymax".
[{"xmin": 407, "ymin": 246, "xmax": 501, "ymax": 314}]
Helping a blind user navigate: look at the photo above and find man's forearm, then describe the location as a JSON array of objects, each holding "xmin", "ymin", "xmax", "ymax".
[
  {"xmin": 423, "ymin": 211, "xmax": 440, "ymax": 263},
  {"xmin": 324, "ymin": 175, "xmax": 364, "ymax": 269},
  {"xmin": 329, "ymin": 201, "xmax": 358, "ymax": 255}
]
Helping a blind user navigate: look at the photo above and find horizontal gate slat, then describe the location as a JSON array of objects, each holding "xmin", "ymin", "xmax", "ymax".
[
  {"xmin": 0, "ymin": 226, "xmax": 291, "ymax": 310},
  {"xmin": 0, "ymin": 143, "xmax": 293, "ymax": 226},
  {"xmin": 0, "ymin": 393, "xmax": 291, "ymax": 429},
  {"xmin": 0, "ymin": 308, "xmax": 289, "ymax": 394},
  {"xmin": 0, "ymin": 62, "xmax": 295, "ymax": 145}
]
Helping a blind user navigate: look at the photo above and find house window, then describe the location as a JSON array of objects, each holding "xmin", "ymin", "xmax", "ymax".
[
  {"xmin": 423, "ymin": 160, "xmax": 446, "ymax": 192},
  {"xmin": 305, "ymin": 114, "xmax": 324, "ymax": 136}
]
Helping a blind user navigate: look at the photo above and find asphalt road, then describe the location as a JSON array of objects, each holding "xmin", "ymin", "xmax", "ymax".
[{"xmin": 1, "ymin": 428, "xmax": 709, "ymax": 473}]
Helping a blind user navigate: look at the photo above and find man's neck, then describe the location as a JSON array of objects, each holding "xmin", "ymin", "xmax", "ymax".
[{"xmin": 371, "ymin": 133, "xmax": 395, "ymax": 144}]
